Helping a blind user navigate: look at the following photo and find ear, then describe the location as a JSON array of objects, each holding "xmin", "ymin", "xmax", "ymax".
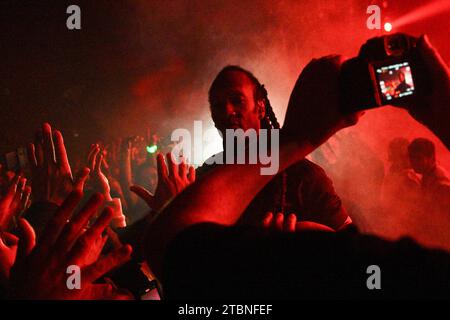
[{"xmin": 256, "ymin": 99, "xmax": 266, "ymax": 120}]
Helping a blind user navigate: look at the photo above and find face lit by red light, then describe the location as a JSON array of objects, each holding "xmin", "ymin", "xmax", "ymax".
[{"xmin": 209, "ymin": 70, "xmax": 265, "ymax": 136}]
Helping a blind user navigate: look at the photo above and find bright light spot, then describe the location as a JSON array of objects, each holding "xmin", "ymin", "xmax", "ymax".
[
  {"xmin": 146, "ymin": 145, "xmax": 158, "ymax": 153},
  {"xmin": 384, "ymin": 22, "xmax": 392, "ymax": 32}
]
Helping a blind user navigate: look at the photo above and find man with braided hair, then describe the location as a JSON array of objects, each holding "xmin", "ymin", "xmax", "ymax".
[{"xmin": 197, "ymin": 65, "xmax": 351, "ymax": 230}]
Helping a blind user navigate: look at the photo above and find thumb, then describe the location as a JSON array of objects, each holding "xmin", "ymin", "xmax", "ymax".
[
  {"xmin": 130, "ymin": 185, "xmax": 155, "ymax": 208},
  {"xmin": 73, "ymin": 167, "xmax": 90, "ymax": 192}
]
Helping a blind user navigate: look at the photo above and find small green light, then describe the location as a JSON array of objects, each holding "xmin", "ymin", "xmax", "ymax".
[{"xmin": 146, "ymin": 145, "xmax": 158, "ymax": 153}]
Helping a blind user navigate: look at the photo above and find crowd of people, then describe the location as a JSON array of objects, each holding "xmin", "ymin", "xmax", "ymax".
[
  {"xmin": 311, "ymin": 131, "xmax": 450, "ymax": 248},
  {"xmin": 0, "ymin": 34, "xmax": 449, "ymax": 299}
]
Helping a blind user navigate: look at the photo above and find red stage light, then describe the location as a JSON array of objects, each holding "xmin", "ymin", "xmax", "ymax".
[{"xmin": 392, "ymin": 0, "xmax": 450, "ymax": 29}]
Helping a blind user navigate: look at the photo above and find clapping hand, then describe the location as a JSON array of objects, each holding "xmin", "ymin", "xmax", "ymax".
[
  {"xmin": 10, "ymin": 191, "xmax": 133, "ymax": 300},
  {"xmin": 27, "ymin": 123, "xmax": 89, "ymax": 206},
  {"xmin": 0, "ymin": 174, "xmax": 31, "ymax": 231},
  {"xmin": 130, "ymin": 152, "xmax": 195, "ymax": 212}
]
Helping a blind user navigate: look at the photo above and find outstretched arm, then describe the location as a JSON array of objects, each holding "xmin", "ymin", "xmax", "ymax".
[{"xmin": 144, "ymin": 55, "xmax": 362, "ymax": 277}]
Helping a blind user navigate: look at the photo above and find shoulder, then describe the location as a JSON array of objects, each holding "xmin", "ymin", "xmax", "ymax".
[{"xmin": 287, "ymin": 158, "xmax": 331, "ymax": 182}]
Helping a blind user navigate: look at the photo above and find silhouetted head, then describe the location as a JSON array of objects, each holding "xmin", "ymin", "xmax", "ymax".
[
  {"xmin": 388, "ymin": 137, "xmax": 411, "ymax": 169},
  {"xmin": 208, "ymin": 66, "xmax": 279, "ymax": 137},
  {"xmin": 408, "ymin": 138, "xmax": 436, "ymax": 174}
]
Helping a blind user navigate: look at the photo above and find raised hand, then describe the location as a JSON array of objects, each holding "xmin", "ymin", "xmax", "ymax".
[
  {"xmin": 260, "ymin": 212, "xmax": 335, "ymax": 233},
  {"xmin": 282, "ymin": 55, "xmax": 364, "ymax": 147},
  {"xmin": 0, "ymin": 174, "xmax": 31, "ymax": 231},
  {"xmin": 87, "ymin": 144, "xmax": 112, "ymax": 201},
  {"xmin": 27, "ymin": 123, "xmax": 89, "ymax": 206},
  {"xmin": 261, "ymin": 212, "xmax": 297, "ymax": 232},
  {"xmin": 9, "ymin": 191, "xmax": 133, "ymax": 300},
  {"xmin": 130, "ymin": 152, "xmax": 195, "ymax": 212}
]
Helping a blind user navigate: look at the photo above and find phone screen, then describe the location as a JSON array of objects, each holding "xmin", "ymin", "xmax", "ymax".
[{"xmin": 375, "ymin": 61, "xmax": 415, "ymax": 103}]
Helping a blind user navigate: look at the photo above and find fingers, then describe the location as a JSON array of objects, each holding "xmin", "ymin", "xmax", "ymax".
[
  {"xmin": 55, "ymin": 193, "xmax": 104, "ymax": 253},
  {"xmin": 68, "ymin": 208, "xmax": 114, "ymax": 264},
  {"xmin": 88, "ymin": 145, "xmax": 100, "ymax": 171},
  {"xmin": 262, "ymin": 212, "xmax": 297, "ymax": 232},
  {"xmin": 178, "ymin": 160, "xmax": 187, "ymax": 180},
  {"xmin": 284, "ymin": 213, "xmax": 297, "ymax": 232},
  {"xmin": 34, "ymin": 130, "xmax": 44, "ymax": 167},
  {"xmin": 42, "ymin": 123, "xmax": 56, "ymax": 168},
  {"xmin": 156, "ymin": 153, "xmax": 168, "ymax": 180},
  {"xmin": 274, "ymin": 212, "xmax": 284, "ymax": 231},
  {"xmin": 6, "ymin": 174, "xmax": 20, "ymax": 200},
  {"xmin": 95, "ymin": 153, "xmax": 103, "ymax": 173},
  {"xmin": 130, "ymin": 185, "xmax": 154, "ymax": 208},
  {"xmin": 187, "ymin": 165, "xmax": 196, "ymax": 183},
  {"xmin": 53, "ymin": 130, "xmax": 72, "ymax": 177},
  {"xmin": 16, "ymin": 218, "xmax": 36, "ymax": 263},
  {"xmin": 284, "ymin": 54, "xmax": 351, "ymax": 146},
  {"xmin": 102, "ymin": 155, "xmax": 110, "ymax": 170},
  {"xmin": 1, "ymin": 176, "xmax": 29, "ymax": 226},
  {"xmin": 39, "ymin": 191, "xmax": 84, "ymax": 249},
  {"xmin": 20, "ymin": 186, "xmax": 32, "ymax": 212},
  {"xmin": 82, "ymin": 244, "xmax": 132, "ymax": 285},
  {"xmin": 73, "ymin": 167, "xmax": 90, "ymax": 192},
  {"xmin": 262, "ymin": 212, "xmax": 273, "ymax": 228},
  {"xmin": 79, "ymin": 207, "xmax": 113, "ymax": 246},
  {"xmin": 27, "ymin": 143, "xmax": 37, "ymax": 170},
  {"xmin": 178, "ymin": 159, "xmax": 195, "ymax": 184},
  {"xmin": 13, "ymin": 177, "xmax": 26, "ymax": 206},
  {"xmin": 166, "ymin": 152, "xmax": 178, "ymax": 178}
]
